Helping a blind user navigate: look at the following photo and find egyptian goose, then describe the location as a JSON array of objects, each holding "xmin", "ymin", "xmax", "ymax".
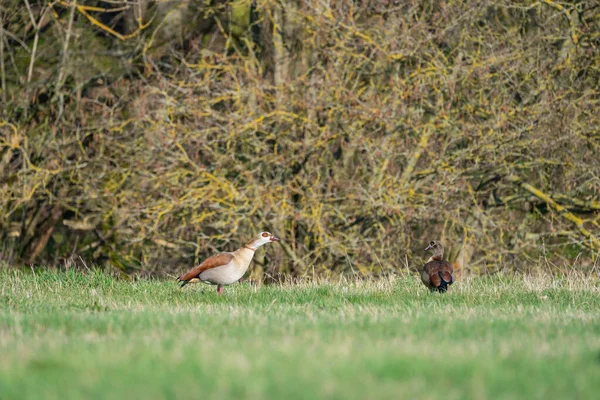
[
  {"xmin": 177, "ymin": 231, "xmax": 279, "ymax": 294},
  {"xmin": 420, "ymin": 240, "xmax": 454, "ymax": 293}
]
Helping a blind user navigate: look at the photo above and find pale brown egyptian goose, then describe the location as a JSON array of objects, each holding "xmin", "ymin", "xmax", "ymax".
[
  {"xmin": 177, "ymin": 232, "xmax": 279, "ymax": 294},
  {"xmin": 420, "ymin": 240, "xmax": 454, "ymax": 293}
]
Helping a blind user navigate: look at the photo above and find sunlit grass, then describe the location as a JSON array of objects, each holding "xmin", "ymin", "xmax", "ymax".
[{"xmin": 1, "ymin": 268, "xmax": 599, "ymax": 399}]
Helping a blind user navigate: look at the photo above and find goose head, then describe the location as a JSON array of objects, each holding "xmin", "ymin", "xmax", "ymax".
[
  {"xmin": 425, "ymin": 240, "xmax": 444, "ymax": 260},
  {"xmin": 246, "ymin": 231, "xmax": 279, "ymax": 250}
]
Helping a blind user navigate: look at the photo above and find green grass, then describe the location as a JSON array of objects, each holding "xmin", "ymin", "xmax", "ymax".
[{"xmin": 1, "ymin": 269, "xmax": 599, "ymax": 400}]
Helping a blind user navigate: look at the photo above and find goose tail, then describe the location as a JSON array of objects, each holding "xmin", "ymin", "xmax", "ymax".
[
  {"xmin": 177, "ymin": 276, "xmax": 189, "ymax": 288},
  {"xmin": 437, "ymin": 271, "xmax": 453, "ymax": 293}
]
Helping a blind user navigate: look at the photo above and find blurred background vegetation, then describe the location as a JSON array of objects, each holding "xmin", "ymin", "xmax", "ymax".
[{"xmin": 0, "ymin": 0, "xmax": 598, "ymax": 278}]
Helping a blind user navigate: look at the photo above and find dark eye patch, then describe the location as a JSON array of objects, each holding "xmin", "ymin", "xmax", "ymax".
[{"xmin": 262, "ymin": 232, "xmax": 269, "ymax": 237}]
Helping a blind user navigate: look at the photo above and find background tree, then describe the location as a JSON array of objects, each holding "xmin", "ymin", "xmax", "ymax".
[{"xmin": 1, "ymin": 0, "xmax": 598, "ymax": 277}]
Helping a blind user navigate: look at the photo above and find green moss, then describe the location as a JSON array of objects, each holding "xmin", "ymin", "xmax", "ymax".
[{"xmin": 230, "ymin": 0, "xmax": 251, "ymax": 38}]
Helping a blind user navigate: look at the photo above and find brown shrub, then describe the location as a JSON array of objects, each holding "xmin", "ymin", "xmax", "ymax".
[{"xmin": 1, "ymin": 1, "xmax": 598, "ymax": 276}]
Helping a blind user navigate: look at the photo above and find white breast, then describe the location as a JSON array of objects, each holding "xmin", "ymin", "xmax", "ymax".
[{"xmin": 199, "ymin": 259, "xmax": 251, "ymax": 285}]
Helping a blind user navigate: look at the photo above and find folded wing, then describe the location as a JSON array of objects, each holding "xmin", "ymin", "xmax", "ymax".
[
  {"xmin": 423, "ymin": 260, "xmax": 454, "ymax": 290},
  {"xmin": 178, "ymin": 253, "xmax": 234, "ymax": 284}
]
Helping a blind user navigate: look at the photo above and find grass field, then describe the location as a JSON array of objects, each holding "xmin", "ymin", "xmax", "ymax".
[{"xmin": 1, "ymin": 269, "xmax": 599, "ymax": 400}]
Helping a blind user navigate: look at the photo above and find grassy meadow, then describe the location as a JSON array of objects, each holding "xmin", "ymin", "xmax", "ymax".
[{"xmin": 1, "ymin": 268, "xmax": 599, "ymax": 400}]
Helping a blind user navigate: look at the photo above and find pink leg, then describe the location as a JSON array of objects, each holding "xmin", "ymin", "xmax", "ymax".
[{"xmin": 217, "ymin": 285, "xmax": 224, "ymax": 295}]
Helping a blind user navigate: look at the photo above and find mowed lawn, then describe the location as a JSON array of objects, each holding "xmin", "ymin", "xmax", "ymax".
[{"xmin": 1, "ymin": 269, "xmax": 599, "ymax": 400}]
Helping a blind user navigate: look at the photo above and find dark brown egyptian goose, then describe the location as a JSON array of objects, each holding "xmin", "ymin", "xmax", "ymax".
[
  {"xmin": 177, "ymin": 232, "xmax": 279, "ymax": 294},
  {"xmin": 420, "ymin": 240, "xmax": 454, "ymax": 293}
]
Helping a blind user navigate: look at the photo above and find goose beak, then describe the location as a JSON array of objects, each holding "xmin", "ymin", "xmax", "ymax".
[
  {"xmin": 425, "ymin": 244, "xmax": 433, "ymax": 251},
  {"xmin": 270, "ymin": 235, "xmax": 280, "ymax": 242}
]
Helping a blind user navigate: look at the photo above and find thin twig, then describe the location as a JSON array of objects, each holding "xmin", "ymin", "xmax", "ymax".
[
  {"xmin": 54, "ymin": 0, "xmax": 77, "ymax": 120},
  {"xmin": 0, "ymin": 1, "xmax": 6, "ymax": 107},
  {"xmin": 24, "ymin": 0, "xmax": 48, "ymax": 84}
]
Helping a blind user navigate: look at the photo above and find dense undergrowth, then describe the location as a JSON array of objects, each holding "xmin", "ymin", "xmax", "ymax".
[{"xmin": 0, "ymin": 1, "xmax": 599, "ymax": 277}]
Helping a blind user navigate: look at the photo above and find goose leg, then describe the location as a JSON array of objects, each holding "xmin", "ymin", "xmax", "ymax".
[{"xmin": 217, "ymin": 284, "xmax": 224, "ymax": 295}]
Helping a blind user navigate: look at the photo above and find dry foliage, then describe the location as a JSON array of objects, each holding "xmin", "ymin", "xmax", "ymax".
[{"xmin": 0, "ymin": 0, "xmax": 599, "ymax": 277}]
